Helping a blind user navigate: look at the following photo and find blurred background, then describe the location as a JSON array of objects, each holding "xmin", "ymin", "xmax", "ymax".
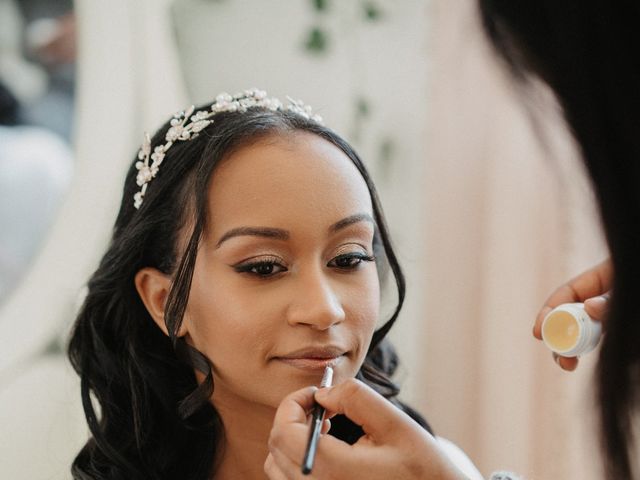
[{"xmin": 0, "ymin": 0, "xmax": 607, "ymax": 478}]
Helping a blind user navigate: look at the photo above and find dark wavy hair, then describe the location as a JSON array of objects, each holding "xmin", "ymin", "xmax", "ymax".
[
  {"xmin": 67, "ymin": 104, "xmax": 430, "ymax": 479},
  {"xmin": 479, "ymin": 1, "xmax": 640, "ymax": 478}
]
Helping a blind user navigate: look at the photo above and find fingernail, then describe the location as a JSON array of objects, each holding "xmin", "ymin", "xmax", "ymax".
[
  {"xmin": 585, "ymin": 295, "xmax": 608, "ymax": 308},
  {"xmin": 315, "ymin": 387, "xmax": 330, "ymax": 401}
]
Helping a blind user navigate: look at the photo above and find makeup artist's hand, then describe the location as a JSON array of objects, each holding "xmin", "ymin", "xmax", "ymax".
[
  {"xmin": 265, "ymin": 379, "xmax": 468, "ymax": 480},
  {"xmin": 534, "ymin": 258, "xmax": 612, "ymax": 371}
]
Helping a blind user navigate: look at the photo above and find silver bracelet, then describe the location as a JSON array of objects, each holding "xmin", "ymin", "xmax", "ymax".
[{"xmin": 489, "ymin": 472, "xmax": 522, "ymax": 480}]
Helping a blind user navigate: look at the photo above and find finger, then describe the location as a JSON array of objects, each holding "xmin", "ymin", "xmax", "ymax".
[
  {"xmin": 307, "ymin": 434, "xmax": 361, "ymax": 477},
  {"xmin": 269, "ymin": 435, "xmax": 353, "ymax": 480},
  {"xmin": 314, "ymin": 378, "xmax": 417, "ymax": 441},
  {"xmin": 269, "ymin": 386, "xmax": 322, "ymax": 471},
  {"xmin": 534, "ymin": 306, "xmax": 553, "ymax": 340},
  {"xmin": 268, "ymin": 445, "xmax": 307, "ymax": 480},
  {"xmin": 559, "ymin": 356, "xmax": 579, "ymax": 371},
  {"xmin": 584, "ymin": 292, "xmax": 611, "ymax": 324},
  {"xmin": 269, "ymin": 437, "xmax": 352, "ymax": 480},
  {"xmin": 553, "ymin": 353, "xmax": 579, "ymax": 371},
  {"xmin": 273, "ymin": 386, "xmax": 318, "ymax": 428},
  {"xmin": 321, "ymin": 418, "xmax": 331, "ymax": 435},
  {"xmin": 534, "ymin": 259, "xmax": 613, "ymax": 339},
  {"xmin": 268, "ymin": 415, "xmax": 311, "ymax": 468},
  {"xmin": 270, "ymin": 415, "xmax": 339, "ymax": 471},
  {"xmin": 264, "ymin": 452, "xmax": 295, "ymax": 480}
]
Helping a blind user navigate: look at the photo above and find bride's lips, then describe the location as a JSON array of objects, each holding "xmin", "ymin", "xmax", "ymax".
[{"xmin": 274, "ymin": 346, "xmax": 347, "ymax": 371}]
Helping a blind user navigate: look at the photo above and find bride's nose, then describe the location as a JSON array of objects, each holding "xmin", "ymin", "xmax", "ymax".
[{"xmin": 285, "ymin": 268, "xmax": 345, "ymax": 330}]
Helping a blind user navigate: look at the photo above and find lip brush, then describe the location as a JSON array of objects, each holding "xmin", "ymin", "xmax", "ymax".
[{"xmin": 301, "ymin": 365, "xmax": 334, "ymax": 475}]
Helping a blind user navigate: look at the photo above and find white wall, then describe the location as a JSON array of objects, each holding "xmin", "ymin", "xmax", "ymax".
[
  {"xmin": 171, "ymin": 0, "xmax": 431, "ymax": 410},
  {"xmin": 0, "ymin": 1, "xmax": 431, "ymax": 477},
  {"xmin": 0, "ymin": 0, "xmax": 186, "ymax": 477}
]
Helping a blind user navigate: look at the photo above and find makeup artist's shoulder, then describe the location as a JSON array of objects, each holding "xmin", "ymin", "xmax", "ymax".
[{"xmin": 435, "ymin": 437, "xmax": 484, "ymax": 480}]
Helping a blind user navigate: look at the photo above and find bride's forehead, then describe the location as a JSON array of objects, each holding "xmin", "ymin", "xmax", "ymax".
[
  {"xmin": 217, "ymin": 131, "xmax": 350, "ymax": 170},
  {"xmin": 204, "ymin": 133, "xmax": 373, "ymax": 229},
  {"xmin": 209, "ymin": 133, "xmax": 371, "ymax": 202}
]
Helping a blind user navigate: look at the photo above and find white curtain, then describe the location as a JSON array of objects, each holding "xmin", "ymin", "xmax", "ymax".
[
  {"xmin": 418, "ymin": 0, "xmax": 607, "ymax": 478},
  {"xmin": 0, "ymin": 1, "xmax": 610, "ymax": 478},
  {"xmin": 0, "ymin": 1, "xmax": 186, "ymax": 478}
]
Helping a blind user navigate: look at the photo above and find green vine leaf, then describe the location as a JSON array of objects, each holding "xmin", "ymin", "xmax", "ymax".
[
  {"xmin": 42, "ymin": 334, "xmax": 63, "ymax": 356},
  {"xmin": 363, "ymin": 1, "xmax": 383, "ymax": 21},
  {"xmin": 380, "ymin": 138, "xmax": 395, "ymax": 163},
  {"xmin": 378, "ymin": 137, "xmax": 396, "ymax": 179},
  {"xmin": 304, "ymin": 27, "xmax": 329, "ymax": 54},
  {"xmin": 313, "ymin": 0, "xmax": 329, "ymax": 12},
  {"xmin": 356, "ymin": 97, "xmax": 371, "ymax": 118}
]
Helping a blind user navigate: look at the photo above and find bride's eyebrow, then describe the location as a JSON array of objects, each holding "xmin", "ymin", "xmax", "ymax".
[
  {"xmin": 215, "ymin": 227, "xmax": 289, "ymax": 248},
  {"xmin": 329, "ymin": 213, "xmax": 374, "ymax": 233},
  {"xmin": 215, "ymin": 213, "xmax": 374, "ymax": 248}
]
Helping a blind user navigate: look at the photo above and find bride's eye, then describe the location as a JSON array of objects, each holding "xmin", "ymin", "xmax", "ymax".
[
  {"xmin": 233, "ymin": 257, "xmax": 287, "ymax": 277},
  {"xmin": 328, "ymin": 252, "xmax": 375, "ymax": 270}
]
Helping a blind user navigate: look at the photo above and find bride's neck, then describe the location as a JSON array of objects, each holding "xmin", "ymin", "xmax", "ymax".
[{"xmin": 212, "ymin": 394, "xmax": 276, "ymax": 480}]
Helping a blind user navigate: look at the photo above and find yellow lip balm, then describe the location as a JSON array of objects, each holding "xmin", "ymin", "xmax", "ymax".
[{"xmin": 541, "ymin": 303, "xmax": 602, "ymax": 357}]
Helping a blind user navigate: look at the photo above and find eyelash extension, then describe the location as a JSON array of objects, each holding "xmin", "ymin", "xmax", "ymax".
[
  {"xmin": 328, "ymin": 252, "xmax": 375, "ymax": 269},
  {"xmin": 233, "ymin": 252, "xmax": 375, "ymax": 278},
  {"xmin": 233, "ymin": 256, "xmax": 287, "ymax": 277}
]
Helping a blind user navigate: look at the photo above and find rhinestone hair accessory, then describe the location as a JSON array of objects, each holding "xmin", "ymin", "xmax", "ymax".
[{"xmin": 133, "ymin": 88, "xmax": 323, "ymax": 209}]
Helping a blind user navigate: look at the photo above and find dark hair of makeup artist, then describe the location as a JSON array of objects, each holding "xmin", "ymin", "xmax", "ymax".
[
  {"xmin": 67, "ymin": 106, "xmax": 431, "ymax": 479},
  {"xmin": 479, "ymin": 1, "xmax": 640, "ymax": 478}
]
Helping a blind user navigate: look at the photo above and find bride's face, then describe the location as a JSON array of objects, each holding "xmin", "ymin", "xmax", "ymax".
[{"xmin": 183, "ymin": 131, "xmax": 380, "ymax": 409}]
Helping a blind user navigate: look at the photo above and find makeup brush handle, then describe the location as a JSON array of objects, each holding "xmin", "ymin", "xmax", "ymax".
[{"xmin": 302, "ymin": 407, "xmax": 325, "ymax": 474}]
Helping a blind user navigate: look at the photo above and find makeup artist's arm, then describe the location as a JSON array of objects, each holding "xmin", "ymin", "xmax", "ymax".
[
  {"xmin": 265, "ymin": 379, "xmax": 469, "ymax": 480},
  {"xmin": 534, "ymin": 258, "xmax": 612, "ymax": 371}
]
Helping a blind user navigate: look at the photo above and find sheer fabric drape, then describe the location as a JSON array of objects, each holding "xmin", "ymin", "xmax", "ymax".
[
  {"xmin": 418, "ymin": 1, "xmax": 606, "ymax": 478},
  {"xmin": 0, "ymin": 1, "xmax": 185, "ymax": 478}
]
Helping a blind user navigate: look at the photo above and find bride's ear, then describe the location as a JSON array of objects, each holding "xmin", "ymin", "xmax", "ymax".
[{"xmin": 135, "ymin": 267, "xmax": 187, "ymax": 337}]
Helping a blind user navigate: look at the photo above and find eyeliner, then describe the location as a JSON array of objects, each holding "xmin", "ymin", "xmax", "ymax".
[{"xmin": 301, "ymin": 365, "xmax": 334, "ymax": 475}]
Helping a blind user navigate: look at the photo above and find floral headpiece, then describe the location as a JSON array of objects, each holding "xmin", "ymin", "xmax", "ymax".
[{"xmin": 133, "ymin": 88, "xmax": 322, "ymax": 209}]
